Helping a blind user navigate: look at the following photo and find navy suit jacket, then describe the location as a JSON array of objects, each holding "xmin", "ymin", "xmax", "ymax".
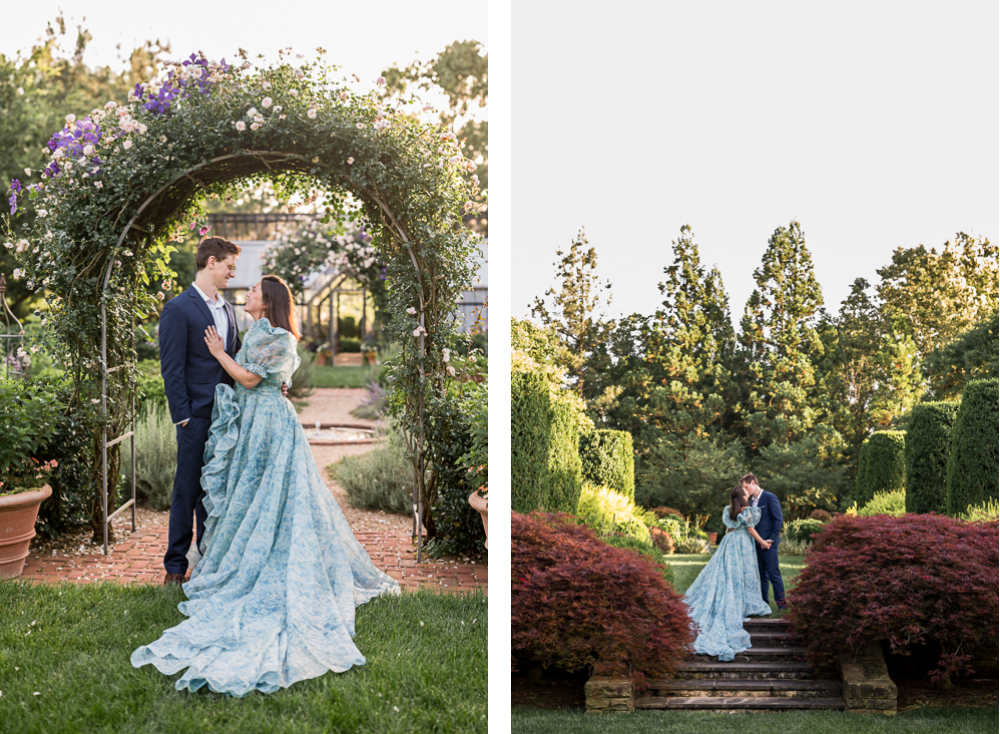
[
  {"xmin": 754, "ymin": 490, "xmax": 784, "ymax": 544},
  {"xmin": 159, "ymin": 286, "xmax": 240, "ymax": 424}
]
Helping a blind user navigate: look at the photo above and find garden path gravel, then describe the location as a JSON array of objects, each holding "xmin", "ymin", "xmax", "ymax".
[{"xmin": 21, "ymin": 389, "xmax": 486, "ymax": 593}]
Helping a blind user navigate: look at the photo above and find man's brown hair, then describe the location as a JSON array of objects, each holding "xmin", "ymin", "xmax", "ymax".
[
  {"xmin": 740, "ymin": 473, "xmax": 759, "ymax": 487},
  {"xmin": 196, "ymin": 237, "xmax": 242, "ymax": 270}
]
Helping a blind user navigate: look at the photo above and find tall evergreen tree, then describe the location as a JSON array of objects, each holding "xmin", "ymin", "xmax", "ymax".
[
  {"xmin": 530, "ymin": 228, "xmax": 613, "ymax": 399},
  {"xmin": 639, "ymin": 225, "xmax": 738, "ymax": 446},
  {"xmin": 737, "ymin": 221, "xmax": 827, "ymax": 450}
]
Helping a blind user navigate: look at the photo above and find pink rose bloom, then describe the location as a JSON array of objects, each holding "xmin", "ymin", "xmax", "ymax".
[
  {"xmin": 307, "ymin": 109, "xmax": 317, "ymax": 119},
  {"xmin": 236, "ymin": 121, "xmax": 246, "ymax": 131}
]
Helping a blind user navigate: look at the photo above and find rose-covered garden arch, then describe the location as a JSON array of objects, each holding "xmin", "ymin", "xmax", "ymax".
[{"xmin": 4, "ymin": 50, "xmax": 482, "ymax": 551}]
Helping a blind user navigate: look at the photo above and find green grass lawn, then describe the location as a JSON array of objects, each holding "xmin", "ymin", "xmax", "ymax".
[
  {"xmin": 668, "ymin": 553, "xmax": 807, "ymax": 616},
  {"xmin": 511, "ymin": 708, "xmax": 998, "ymax": 734},
  {"xmin": 312, "ymin": 364, "xmax": 381, "ymax": 389},
  {"xmin": 0, "ymin": 581, "xmax": 486, "ymax": 734}
]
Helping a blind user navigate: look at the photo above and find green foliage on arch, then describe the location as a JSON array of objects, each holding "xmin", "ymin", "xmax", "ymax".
[{"xmin": 3, "ymin": 49, "xmax": 483, "ymax": 536}]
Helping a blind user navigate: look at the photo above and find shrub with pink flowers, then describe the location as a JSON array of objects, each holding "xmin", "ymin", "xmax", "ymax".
[{"xmin": 788, "ymin": 513, "xmax": 998, "ymax": 683}]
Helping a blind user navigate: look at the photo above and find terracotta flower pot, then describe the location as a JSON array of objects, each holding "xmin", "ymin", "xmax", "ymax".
[
  {"xmin": 708, "ymin": 532, "xmax": 718, "ymax": 545},
  {"xmin": 0, "ymin": 484, "xmax": 51, "ymax": 579},
  {"xmin": 468, "ymin": 490, "xmax": 488, "ymax": 550}
]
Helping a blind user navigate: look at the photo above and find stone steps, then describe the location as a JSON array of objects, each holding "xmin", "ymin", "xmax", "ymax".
[{"xmin": 635, "ymin": 618, "xmax": 845, "ymax": 712}]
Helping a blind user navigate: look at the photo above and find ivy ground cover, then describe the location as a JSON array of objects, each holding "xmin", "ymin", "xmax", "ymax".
[{"xmin": 0, "ymin": 582, "xmax": 486, "ymax": 733}]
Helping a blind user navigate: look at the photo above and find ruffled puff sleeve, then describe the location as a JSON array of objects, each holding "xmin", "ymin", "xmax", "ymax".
[
  {"xmin": 241, "ymin": 318, "xmax": 300, "ymax": 380},
  {"xmin": 721, "ymin": 505, "xmax": 762, "ymax": 530}
]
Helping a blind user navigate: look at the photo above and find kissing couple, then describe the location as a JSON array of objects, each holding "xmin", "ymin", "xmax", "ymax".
[
  {"xmin": 130, "ymin": 236, "xmax": 399, "ymax": 696},
  {"xmin": 682, "ymin": 473, "xmax": 786, "ymax": 661}
]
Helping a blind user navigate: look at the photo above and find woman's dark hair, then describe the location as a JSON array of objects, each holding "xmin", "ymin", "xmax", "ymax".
[
  {"xmin": 260, "ymin": 275, "xmax": 301, "ymax": 340},
  {"xmin": 730, "ymin": 484, "xmax": 748, "ymax": 522}
]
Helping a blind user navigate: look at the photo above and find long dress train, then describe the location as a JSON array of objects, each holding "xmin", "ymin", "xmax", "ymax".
[
  {"xmin": 131, "ymin": 318, "xmax": 399, "ymax": 696},
  {"xmin": 682, "ymin": 505, "xmax": 772, "ymax": 661}
]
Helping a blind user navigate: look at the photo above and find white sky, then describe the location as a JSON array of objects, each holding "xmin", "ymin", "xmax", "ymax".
[
  {"xmin": 512, "ymin": 1, "xmax": 999, "ymax": 325},
  {"xmin": 2, "ymin": 1, "xmax": 487, "ymax": 97}
]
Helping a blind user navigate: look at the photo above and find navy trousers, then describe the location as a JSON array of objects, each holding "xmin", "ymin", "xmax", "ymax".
[
  {"xmin": 757, "ymin": 541, "xmax": 785, "ymax": 604},
  {"xmin": 163, "ymin": 416, "xmax": 211, "ymax": 575}
]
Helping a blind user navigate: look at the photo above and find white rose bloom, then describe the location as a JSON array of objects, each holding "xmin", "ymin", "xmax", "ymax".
[
  {"xmin": 104, "ymin": 101, "xmax": 117, "ymax": 110},
  {"xmin": 442, "ymin": 349, "xmax": 451, "ymax": 362},
  {"xmin": 262, "ymin": 97, "xmax": 272, "ymax": 108},
  {"xmin": 83, "ymin": 144, "xmax": 94, "ymax": 156},
  {"xmin": 406, "ymin": 307, "xmax": 416, "ymax": 314},
  {"xmin": 247, "ymin": 107, "xmax": 258, "ymax": 118},
  {"xmin": 123, "ymin": 140, "xmax": 133, "ymax": 150},
  {"xmin": 236, "ymin": 121, "xmax": 246, "ymax": 131},
  {"xmin": 37, "ymin": 209, "xmax": 47, "ymax": 217},
  {"xmin": 250, "ymin": 123, "xmax": 260, "ymax": 131},
  {"xmin": 274, "ymin": 105, "xmax": 282, "ymax": 112},
  {"xmin": 52, "ymin": 149, "xmax": 65, "ymax": 159},
  {"xmin": 65, "ymin": 114, "xmax": 76, "ymax": 124},
  {"xmin": 307, "ymin": 109, "xmax": 317, "ymax": 119}
]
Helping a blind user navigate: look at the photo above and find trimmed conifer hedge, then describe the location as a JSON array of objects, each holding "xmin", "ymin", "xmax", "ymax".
[
  {"xmin": 512, "ymin": 368, "xmax": 551, "ymax": 513},
  {"xmin": 946, "ymin": 378, "xmax": 999, "ymax": 516},
  {"xmin": 579, "ymin": 429, "xmax": 636, "ymax": 500},
  {"xmin": 855, "ymin": 431, "xmax": 906, "ymax": 507},
  {"xmin": 545, "ymin": 396, "xmax": 584, "ymax": 513},
  {"xmin": 905, "ymin": 401, "xmax": 961, "ymax": 514}
]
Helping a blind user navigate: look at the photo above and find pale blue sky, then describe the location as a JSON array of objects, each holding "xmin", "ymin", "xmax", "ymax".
[{"xmin": 513, "ymin": 1, "xmax": 998, "ymax": 325}]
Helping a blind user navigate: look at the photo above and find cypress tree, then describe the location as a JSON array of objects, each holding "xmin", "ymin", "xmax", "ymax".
[
  {"xmin": 856, "ymin": 431, "xmax": 906, "ymax": 507},
  {"xmin": 945, "ymin": 378, "xmax": 999, "ymax": 515},
  {"xmin": 905, "ymin": 402, "xmax": 961, "ymax": 514}
]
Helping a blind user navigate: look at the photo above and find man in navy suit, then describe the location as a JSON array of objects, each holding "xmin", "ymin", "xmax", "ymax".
[
  {"xmin": 159, "ymin": 237, "xmax": 243, "ymax": 585},
  {"xmin": 742, "ymin": 472, "xmax": 786, "ymax": 610}
]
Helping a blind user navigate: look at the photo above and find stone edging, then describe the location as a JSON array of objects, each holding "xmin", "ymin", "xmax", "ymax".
[
  {"xmin": 584, "ymin": 676, "xmax": 634, "ymax": 713},
  {"xmin": 838, "ymin": 645, "xmax": 897, "ymax": 714}
]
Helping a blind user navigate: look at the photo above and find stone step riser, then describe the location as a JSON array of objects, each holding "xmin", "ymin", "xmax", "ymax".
[
  {"xmin": 682, "ymin": 671, "xmax": 818, "ymax": 681},
  {"xmin": 635, "ymin": 696, "xmax": 846, "ymax": 711},
  {"xmin": 643, "ymin": 689, "xmax": 840, "ymax": 699},
  {"xmin": 747, "ymin": 635, "xmax": 802, "ymax": 647}
]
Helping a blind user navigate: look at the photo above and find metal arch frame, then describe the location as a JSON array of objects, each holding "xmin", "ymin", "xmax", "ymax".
[{"xmin": 100, "ymin": 151, "xmax": 433, "ymax": 562}]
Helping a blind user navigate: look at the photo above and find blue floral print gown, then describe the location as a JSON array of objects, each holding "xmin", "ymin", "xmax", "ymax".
[
  {"xmin": 682, "ymin": 506, "xmax": 772, "ymax": 661},
  {"xmin": 131, "ymin": 318, "xmax": 400, "ymax": 696}
]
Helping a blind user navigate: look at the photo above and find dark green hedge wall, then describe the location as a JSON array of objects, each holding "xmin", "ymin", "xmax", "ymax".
[
  {"xmin": 905, "ymin": 402, "xmax": 960, "ymax": 514},
  {"xmin": 512, "ymin": 368, "xmax": 551, "ymax": 513},
  {"xmin": 579, "ymin": 429, "xmax": 635, "ymax": 500},
  {"xmin": 545, "ymin": 396, "xmax": 584, "ymax": 513},
  {"xmin": 856, "ymin": 431, "xmax": 906, "ymax": 507},
  {"xmin": 946, "ymin": 378, "xmax": 999, "ymax": 516}
]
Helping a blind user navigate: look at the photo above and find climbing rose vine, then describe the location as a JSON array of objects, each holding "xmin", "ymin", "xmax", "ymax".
[{"xmin": 3, "ymin": 48, "xmax": 483, "ymax": 540}]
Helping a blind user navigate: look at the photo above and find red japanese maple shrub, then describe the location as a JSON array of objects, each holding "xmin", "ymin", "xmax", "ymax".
[
  {"xmin": 650, "ymin": 525, "xmax": 675, "ymax": 554},
  {"xmin": 787, "ymin": 513, "xmax": 998, "ymax": 682},
  {"xmin": 512, "ymin": 511, "xmax": 694, "ymax": 688}
]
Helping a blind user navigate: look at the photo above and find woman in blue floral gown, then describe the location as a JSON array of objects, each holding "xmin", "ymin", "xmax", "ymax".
[
  {"xmin": 132, "ymin": 275, "xmax": 399, "ymax": 696},
  {"xmin": 682, "ymin": 485, "xmax": 774, "ymax": 661}
]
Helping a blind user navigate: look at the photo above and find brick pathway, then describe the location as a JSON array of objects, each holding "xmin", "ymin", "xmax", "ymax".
[{"xmin": 20, "ymin": 525, "xmax": 487, "ymax": 594}]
